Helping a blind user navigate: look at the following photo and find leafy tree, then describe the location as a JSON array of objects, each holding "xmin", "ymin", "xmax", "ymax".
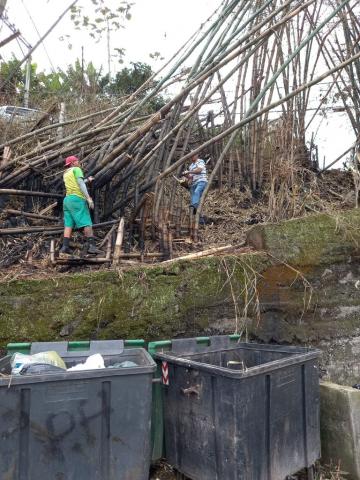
[
  {"xmin": 60, "ymin": 59, "xmax": 103, "ymax": 96},
  {"xmin": 70, "ymin": 0, "xmax": 132, "ymax": 39},
  {"xmin": 105, "ymin": 61, "xmax": 166, "ymax": 111},
  {"xmin": 0, "ymin": 57, "xmax": 166, "ymax": 112},
  {"xmin": 36, "ymin": 71, "xmax": 64, "ymax": 96},
  {"xmin": 107, "ymin": 62, "xmax": 153, "ymax": 95},
  {"xmin": 0, "ymin": 56, "xmax": 103, "ymax": 105},
  {"xmin": 0, "ymin": 57, "xmax": 23, "ymax": 97},
  {"xmin": 69, "ymin": 1, "xmax": 133, "ymax": 70}
]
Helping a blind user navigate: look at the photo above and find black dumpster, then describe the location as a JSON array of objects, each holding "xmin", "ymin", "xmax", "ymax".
[
  {"xmin": 155, "ymin": 336, "xmax": 321, "ymax": 480},
  {"xmin": 0, "ymin": 340, "xmax": 156, "ymax": 480}
]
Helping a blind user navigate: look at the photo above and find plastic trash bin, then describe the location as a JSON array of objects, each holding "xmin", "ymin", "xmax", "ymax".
[
  {"xmin": 148, "ymin": 334, "xmax": 240, "ymax": 461},
  {"xmin": 154, "ymin": 335, "xmax": 321, "ymax": 480},
  {"xmin": 0, "ymin": 340, "xmax": 156, "ymax": 480}
]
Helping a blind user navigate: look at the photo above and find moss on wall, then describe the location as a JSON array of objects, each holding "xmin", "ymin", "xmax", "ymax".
[
  {"xmin": 0, "ymin": 254, "xmax": 270, "ymax": 347},
  {"xmin": 2, "ymin": 208, "xmax": 360, "ymax": 353},
  {"xmin": 247, "ymin": 208, "xmax": 360, "ymax": 266}
]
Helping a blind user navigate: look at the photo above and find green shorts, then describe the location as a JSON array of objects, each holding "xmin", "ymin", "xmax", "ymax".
[{"xmin": 63, "ymin": 195, "xmax": 92, "ymax": 229}]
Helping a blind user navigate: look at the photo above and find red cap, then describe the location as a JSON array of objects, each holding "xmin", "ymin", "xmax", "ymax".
[{"xmin": 65, "ymin": 155, "xmax": 79, "ymax": 167}]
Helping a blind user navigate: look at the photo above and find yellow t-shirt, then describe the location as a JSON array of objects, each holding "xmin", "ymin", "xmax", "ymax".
[{"xmin": 63, "ymin": 166, "xmax": 86, "ymax": 199}]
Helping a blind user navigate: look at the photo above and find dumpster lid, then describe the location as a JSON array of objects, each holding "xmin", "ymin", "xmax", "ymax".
[
  {"xmin": 30, "ymin": 340, "xmax": 125, "ymax": 357},
  {"xmin": 171, "ymin": 336, "xmax": 234, "ymax": 353}
]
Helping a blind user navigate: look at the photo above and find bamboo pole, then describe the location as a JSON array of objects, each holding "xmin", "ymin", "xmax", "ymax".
[
  {"xmin": 0, "ymin": 219, "xmax": 120, "ymax": 236},
  {"xmin": 159, "ymin": 46, "xmax": 360, "ymax": 181},
  {"xmin": 106, "ymin": 237, "xmax": 112, "ymax": 261},
  {"xmin": 4, "ymin": 209, "xmax": 59, "ymax": 221},
  {"xmin": 55, "ymin": 252, "xmax": 163, "ymax": 265},
  {"xmin": 112, "ymin": 217, "xmax": 125, "ymax": 265},
  {"xmin": 0, "ymin": 189, "xmax": 63, "ymax": 199},
  {"xmin": 161, "ymin": 244, "xmax": 235, "ymax": 265},
  {"xmin": 50, "ymin": 239, "xmax": 56, "ymax": 265},
  {"xmin": 1, "ymin": 0, "xmax": 359, "ymax": 265}
]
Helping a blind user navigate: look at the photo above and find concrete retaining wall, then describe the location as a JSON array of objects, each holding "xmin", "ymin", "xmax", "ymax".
[{"xmin": 320, "ymin": 382, "xmax": 360, "ymax": 479}]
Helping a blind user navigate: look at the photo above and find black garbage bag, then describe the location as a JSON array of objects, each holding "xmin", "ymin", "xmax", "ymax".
[{"xmin": 19, "ymin": 363, "xmax": 66, "ymax": 375}]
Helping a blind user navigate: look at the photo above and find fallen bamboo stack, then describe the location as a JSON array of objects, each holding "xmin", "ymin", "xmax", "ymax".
[{"xmin": 1, "ymin": 0, "xmax": 360, "ymax": 268}]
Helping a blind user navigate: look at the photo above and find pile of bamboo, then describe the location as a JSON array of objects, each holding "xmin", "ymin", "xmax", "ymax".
[{"xmin": 1, "ymin": 0, "xmax": 360, "ymax": 267}]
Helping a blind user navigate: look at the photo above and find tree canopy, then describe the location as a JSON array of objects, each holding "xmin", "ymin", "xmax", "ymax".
[{"xmin": 0, "ymin": 56, "xmax": 166, "ymax": 112}]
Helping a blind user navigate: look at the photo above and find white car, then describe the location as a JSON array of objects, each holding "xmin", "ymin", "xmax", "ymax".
[{"xmin": 0, "ymin": 105, "xmax": 43, "ymax": 122}]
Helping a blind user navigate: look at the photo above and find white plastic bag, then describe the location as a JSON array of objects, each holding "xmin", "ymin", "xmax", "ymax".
[
  {"xmin": 67, "ymin": 353, "xmax": 105, "ymax": 371},
  {"xmin": 11, "ymin": 351, "xmax": 66, "ymax": 375}
]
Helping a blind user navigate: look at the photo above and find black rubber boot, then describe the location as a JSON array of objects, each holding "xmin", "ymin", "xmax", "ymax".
[
  {"xmin": 87, "ymin": 237, "xmax": 103, "ymax": 255},
  {"xmin": 59, "ymin": 238, "xmax": 73, "ymax": 255}
]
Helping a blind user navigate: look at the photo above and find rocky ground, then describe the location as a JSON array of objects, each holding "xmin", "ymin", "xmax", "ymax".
[{"xmin": 150, "ymin": 462, "xmax": 346, "ymax": 479}]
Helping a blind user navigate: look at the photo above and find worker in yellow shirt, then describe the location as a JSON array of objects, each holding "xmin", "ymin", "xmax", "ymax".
[{"xmin": 59, "ymin": 155, "xmax": 102, "ymax": 255}]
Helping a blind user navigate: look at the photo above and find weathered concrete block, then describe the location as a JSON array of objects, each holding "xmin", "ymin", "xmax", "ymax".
[
  {"xmin": 319, "ymin": 337, "xmax": 360, "ymax": 385},
  {"xmin": 320, "ymin": 381, "xmax": 360, "ymax": 479},
  {"xmin": 247, "ymin": 209, "xmax": 360, "ymax": 266}
]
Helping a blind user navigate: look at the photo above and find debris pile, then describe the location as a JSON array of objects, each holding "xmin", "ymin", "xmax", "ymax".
[{"xmin": 1, "ymin": 0, "xmax": 359, "ymax": 270}]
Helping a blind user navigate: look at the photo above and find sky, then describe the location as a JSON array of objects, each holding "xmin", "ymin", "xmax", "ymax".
[
  {"xmin": 1, "ymin": 0, "xmax": 221, "ymax": 73},
  {"xmin": 0, "ymin": 0, "xmax": 356, "ymax": 167}
]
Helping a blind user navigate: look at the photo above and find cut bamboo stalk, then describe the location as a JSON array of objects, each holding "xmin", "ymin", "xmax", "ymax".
[
  {"xmin": 99, "ymin": 223, "xmax": 118, "ymax": 248},
  {"xmin": 50, "ymin": 239, "xmax": 55, "ymax": 265},
  {"xmin": 106, "ymin": 237, "xmax": 112, "ymax": 260},
  {"xmin": 25, "ymin": 249, "xmax": 33, "ymax": 265},
  {"xmin": 0, "ymin": 219, "xmax": 120, "ymax": 236},
  {"xmin": 39, "ymin": 202, "xmax": 58, "ymax": 215},
  {"xmin": 112, "ymin": 217, "xmax": 125, "ymax": 265},
  {"xmin": 0, "ymin": 189, "xmax": 63, "ymax": 199},
  {"xmin": 161, "ymin": 244, "xmax": 234, "ymax": 265},
  {"xmin": 56, "ymin": 257, "xmax": 111, "ymax": 264},
  {"xmin": 0, "ymin": 225, "xmax": 63, "ymax": 235},
  {"xmin": 4, "ymin": 209, "xmax": 59, "ymax": 222},
  {"xmin": 55, "ymin": 252, "xmax": 163, "ymax": 265}
]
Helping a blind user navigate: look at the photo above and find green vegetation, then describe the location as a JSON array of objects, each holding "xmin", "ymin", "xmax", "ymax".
[
  {"xmin": 0, "ymin": 254, "xmax": 269, "ymax": 348},
  {"xmin": 0, "ymin": 56, "xmax": 166, "ymax": 110}
]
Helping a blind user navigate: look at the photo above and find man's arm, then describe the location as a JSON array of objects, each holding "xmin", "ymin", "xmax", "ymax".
[
  {"xmin": 188, "ymin": 167, "xmax": 203, "ymax": 174},
  {"xmin": 73, "ymin": 167, "xmax": 94, "ymax": 209},
  {"xmin": 192, "ymin": 159, "xmax": 206, "ymax": 175},
  {"xmin": 77, "ymin": 177, "xmax": 90, "ymax": 198},
  {"xmin": 77, "ymin": 178, "xmax": 94, "ymax": 209}
]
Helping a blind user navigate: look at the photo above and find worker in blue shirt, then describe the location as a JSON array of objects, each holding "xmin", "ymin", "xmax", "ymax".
[{"xmin": 183, "ymin": 153, "xmax": 208, "ymax": 215}]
